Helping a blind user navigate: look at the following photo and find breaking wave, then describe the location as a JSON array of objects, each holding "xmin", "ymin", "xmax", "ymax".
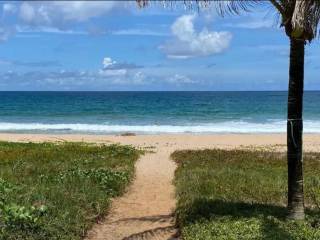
[{"xmin": 0, "ymin": 120, "xmax": 319, "ymax": 133}]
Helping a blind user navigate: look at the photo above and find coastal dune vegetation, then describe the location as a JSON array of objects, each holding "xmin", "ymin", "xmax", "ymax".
[
  {"xmin": 0, "ymin": 141, "xmax": 141, "ymax": 240},
  {"xmin": 172, "ymin": 149, "xmax": 320, "ymax": 240}
]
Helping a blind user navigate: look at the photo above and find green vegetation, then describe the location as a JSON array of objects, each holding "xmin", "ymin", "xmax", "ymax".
[
  {"xmin": 172, "ymin": 149, "xmax": 320, "ymax": 240},
  {"xmin": 0, "ymin": 141, "xmax": 141, "ymax": 240}
]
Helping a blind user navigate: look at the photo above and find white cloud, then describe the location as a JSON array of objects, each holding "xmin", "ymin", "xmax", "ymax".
[
  {"xmin": 16, "ymin": 25, "xmax": 87, "ymax": 35},
  {"xmin": 0, "ymin": 68, "xmax": 200, "ymax": 90},
  {"xmin": 112, "ymin": 28, "xmax": 169, "ymax": 36},
  {"xmin": 160, "ymin": 14, "xmax": 232, "ymax": 59},
  {"xmin": 225, "ymin": 19, "xmax": 274, "ymax": 29},
  {"xmin": 99, "ymin": 57, "xmax": 130, "ymax": 77},
  {"xmin": 167, "ymin": 74, "xmax": 196, "ymax": 84},
  {"xmin": 101, "ymin": 56, "xmax": 143, "ymax": 70},
  {"xmin": 19, "ymin": 1, "xmax": 120, "ymax": 26},
  {"xmin": 99, "ymin": 69, "xmax": 127, "ymax": 77},
  {"xmin": 52, "ymin": 1, "xmax": 117, "ymax": 22},
  {"xmin": 0, "ymin": 1, "xmax": 128, "ymax": 40},
  {"xmin": 172, "ymin": 15, "xmax": 195, "ymax": 42},
  {"xmin": 3, "ymin": 3, "xmax": 17, "ymax": 14},
  {"xmin": 102, "ymin": 57, "xmax": 117, "ymax": 68}
]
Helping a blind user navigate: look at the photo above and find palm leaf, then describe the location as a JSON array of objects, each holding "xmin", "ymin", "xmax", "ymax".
[{"xmin": 137, "ymin": 0, "xmax": 258, "ymax": 16}]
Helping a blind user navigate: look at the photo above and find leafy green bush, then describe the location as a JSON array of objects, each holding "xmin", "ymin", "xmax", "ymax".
[
  {"xmin": 0, "ymin": 178, "xmax": 14, "ymax": 195},
  {"xmin": 1, "ymin": 203, "xmax": 47, "ymax": 230}
]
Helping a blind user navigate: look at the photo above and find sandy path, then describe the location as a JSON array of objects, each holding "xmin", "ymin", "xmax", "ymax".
[
  {"xmin": 86, "ymin": 146, "xmax": 177, "ymax": 240},
  {"xmin": 1, "ymin": 134, "xmax": 320, "ymax": 240}
]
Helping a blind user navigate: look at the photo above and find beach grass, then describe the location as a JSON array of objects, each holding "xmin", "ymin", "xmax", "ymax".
[
  {"xmin": 172, "ymin": 149, "xmax": 320, "ymax": 240},
  {"xmin": 0, "ymin": 141, "xmax": 141, "ymax": 240}
]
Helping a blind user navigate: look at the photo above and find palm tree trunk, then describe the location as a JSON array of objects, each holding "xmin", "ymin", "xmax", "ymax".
[{"xmin": 287, "ymin": 37, "xmax": 305, "ymax": 220}]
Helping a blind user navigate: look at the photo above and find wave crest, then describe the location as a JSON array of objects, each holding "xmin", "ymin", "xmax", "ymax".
[{"xmin": 0, "ymin": 121, "xmax": 319, "ymax": 133}]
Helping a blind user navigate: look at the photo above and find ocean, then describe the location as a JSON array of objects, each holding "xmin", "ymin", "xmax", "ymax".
[{"xmin": 0, "ymin": 91, "xmax": 319, "ymax": 134}]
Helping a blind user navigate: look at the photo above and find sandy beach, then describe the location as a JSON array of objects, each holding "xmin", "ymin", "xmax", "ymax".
[
  {"xmin": 1, "ymin": 133, "xmax": 320, "ymax": 151},
  {"xmin": 1, "ymin": 133, "xmax": 320, "ymax": 240}
]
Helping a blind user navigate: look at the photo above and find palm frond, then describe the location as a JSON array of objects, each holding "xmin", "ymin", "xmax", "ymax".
[{"xmin": 136, "ymin": 0, "xmax": 258, "ymax": 16}]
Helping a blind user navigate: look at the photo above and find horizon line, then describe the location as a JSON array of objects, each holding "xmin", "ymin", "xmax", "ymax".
[{"xmin": 1, "ymin": 90, "xmax": 320, "ymax": 93}]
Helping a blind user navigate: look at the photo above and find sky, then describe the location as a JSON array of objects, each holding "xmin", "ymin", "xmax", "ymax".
[{"xmin": 0, "ymin": 1, "xmax": 319, "ymax": 91}]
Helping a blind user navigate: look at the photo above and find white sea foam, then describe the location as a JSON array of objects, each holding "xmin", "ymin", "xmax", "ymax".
[{"xmin": 0, "ymin": 120, "xmax": 319, "ymax": 133}]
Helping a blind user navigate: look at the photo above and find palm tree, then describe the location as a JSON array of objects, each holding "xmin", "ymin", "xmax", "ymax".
[{"xmin": 137, "ymin": 0, "xmax": 320, "ymax": 220}]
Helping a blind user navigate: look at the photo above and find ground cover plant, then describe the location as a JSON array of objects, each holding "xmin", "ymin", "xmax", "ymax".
[
  {"xmin": 172, "ymin": 149, "xmax": 320, "ymax": 240},
  {"xmin": 0, "ymin": 141, "xmax": 141, "ymax": 240}
]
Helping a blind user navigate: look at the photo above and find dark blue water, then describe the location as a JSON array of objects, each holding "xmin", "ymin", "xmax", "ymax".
[{"xmin": 0, "ymin": 91, "xmax": 319, "ymax": 133}]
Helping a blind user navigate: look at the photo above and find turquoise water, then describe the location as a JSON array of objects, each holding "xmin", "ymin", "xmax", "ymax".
[{"xmin": 0, "ymin": 91, "xmax": 320, "ymax": 134}]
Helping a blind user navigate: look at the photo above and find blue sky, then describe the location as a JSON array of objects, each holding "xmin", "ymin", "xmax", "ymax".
[{"xmin": 0, "ymin": 1, "xmax": 319, "ymax": 91}]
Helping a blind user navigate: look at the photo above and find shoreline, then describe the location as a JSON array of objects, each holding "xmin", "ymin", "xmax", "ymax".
[{"xmin": 1, "ymin": 132, "xmax": 320, "ymax": 151}]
